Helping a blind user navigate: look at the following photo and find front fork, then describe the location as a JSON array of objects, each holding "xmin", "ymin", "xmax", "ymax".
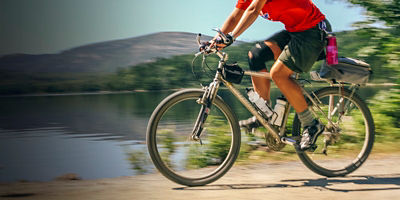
[
  {"xmin": 191, "ymin": 76, "xmax": 221, "ymax": 144},
  {"xmin": 191, "ymin": 53, "xmax": 227, "ymax": 143}
]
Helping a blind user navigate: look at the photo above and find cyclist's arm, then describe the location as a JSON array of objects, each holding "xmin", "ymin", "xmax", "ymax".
[
  {"xmin": 231, "ymin": 0, "xmax": 267, "ymax": 39},
  {"xmin": 212, "ymin": 8, "xmax": 245, "ymax": 41},
  {"xmin": 220, "ymin": 8, "xmax": 245, "ymax": 35}
]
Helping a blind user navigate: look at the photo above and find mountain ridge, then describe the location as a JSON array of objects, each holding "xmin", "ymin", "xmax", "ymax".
[{"xmin": 0, "ymin": 32, "xmax": 213, "ymax": 73}]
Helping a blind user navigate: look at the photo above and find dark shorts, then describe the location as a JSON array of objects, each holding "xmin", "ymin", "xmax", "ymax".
[{"xmin": 268, "ymin": 20, "xmax": 332, "ymax": 73}]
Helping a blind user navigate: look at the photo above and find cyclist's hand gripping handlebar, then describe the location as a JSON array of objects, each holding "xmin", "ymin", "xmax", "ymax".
[
  {"xmin": 212, "ymin": 28, "xmax": 235, "ymax": 49},
  {"xmin": 195, "ymin": 28, "xmax": 235, "ymax": 57}
]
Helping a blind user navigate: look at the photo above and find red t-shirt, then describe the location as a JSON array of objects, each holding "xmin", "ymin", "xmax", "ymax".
[{"xmin": 236, "ymin": 0, "xmax": 325, "ymax": 32}]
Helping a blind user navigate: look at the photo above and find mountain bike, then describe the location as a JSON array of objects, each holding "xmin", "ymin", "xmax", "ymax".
[{"xmin": 146, "ymin": 31, "xmax": 375, "ymax": 186}]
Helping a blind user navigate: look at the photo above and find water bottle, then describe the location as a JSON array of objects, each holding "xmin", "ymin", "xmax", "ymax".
[
  {"xmin": 326, "ymin": 33, "xmax": 338, "ymax": 65},
  {"xmin": 272, "ymin": 97, "xmax": 287, "ymax": 127},
  {"xmin": 246, "ymin": 88, "xmax": 274, "ymax": 118}
]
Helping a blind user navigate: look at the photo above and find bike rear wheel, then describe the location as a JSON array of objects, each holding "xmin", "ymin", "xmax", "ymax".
[
  {"xmin": 293, "ymin": 87, "xmax": 374, "ymax": 177},
  {"xmin": 147, "ymin": 89, "xmax": 241, "ymax": 186}
]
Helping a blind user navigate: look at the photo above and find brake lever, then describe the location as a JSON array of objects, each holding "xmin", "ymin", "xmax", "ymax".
[{"xmin": 212, "ymin": 28, "xmax": 228, "ymax": 42}]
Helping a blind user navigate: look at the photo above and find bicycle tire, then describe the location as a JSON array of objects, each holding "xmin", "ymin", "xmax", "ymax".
[
  {"xmin": 146, "ymin": 89, "xmax": 241, "ymax": 186},
  {"xmin": 293, "ymin": 87, "xmax": 374, "ymax": 177}
]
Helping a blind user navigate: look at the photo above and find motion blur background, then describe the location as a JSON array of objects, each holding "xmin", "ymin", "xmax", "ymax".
[{"xmin": 0, "ymin": 0, "xmax": 399, "ymax": 182}]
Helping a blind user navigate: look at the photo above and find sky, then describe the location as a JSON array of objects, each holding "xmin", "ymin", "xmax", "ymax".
[{"xmin": 0, "ymin": 0, "xmax": 366, "ymax": 55}]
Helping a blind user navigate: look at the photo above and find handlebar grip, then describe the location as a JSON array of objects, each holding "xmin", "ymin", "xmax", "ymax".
[{"xmin": 196, "ymin": 33, "xmax": 202, "ymax": 46}]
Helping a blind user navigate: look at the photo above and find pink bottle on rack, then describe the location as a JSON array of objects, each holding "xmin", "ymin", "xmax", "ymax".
[{"xmin": 326, "ymin": 34, "xmax": 338, "ymax": 65}]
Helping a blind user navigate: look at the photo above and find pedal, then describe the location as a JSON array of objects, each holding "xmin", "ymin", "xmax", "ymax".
[{"xmin": 281, "ymin": 137, "xmax": 297, "ymax": 146}]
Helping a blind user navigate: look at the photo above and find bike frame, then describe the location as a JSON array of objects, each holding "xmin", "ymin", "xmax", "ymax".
[{"xmin": 192, "ymin": 50, "xmax": 360, "ymax": 147}]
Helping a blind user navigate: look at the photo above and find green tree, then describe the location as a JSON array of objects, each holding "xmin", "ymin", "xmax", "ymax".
[
  {"xmin": 340, "ymin": 0, "xmax": 400, "ymax": 78},
  {"xmin": 339, "ymin": 0, "xmax": 400, "ymax": 135}
]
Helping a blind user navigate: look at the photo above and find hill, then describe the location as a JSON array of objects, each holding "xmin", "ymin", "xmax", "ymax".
[{"xmin": 0, "ymin": 32, "xmax": 212, "ymax": 73}]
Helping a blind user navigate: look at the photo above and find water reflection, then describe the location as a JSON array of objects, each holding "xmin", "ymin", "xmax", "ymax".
[
  {"xmin": 0, "ymin": 127, "xmax": 146, "ymax": 182},
  {"xmin": 0, "ymin": 92, "xmax": 170, "ymax": 141}
]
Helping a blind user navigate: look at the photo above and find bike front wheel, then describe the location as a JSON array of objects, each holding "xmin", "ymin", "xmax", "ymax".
[
  {"xmin": 146, "ymin": 89, "xmax": 241, "ymax": 186},
  {"xmin": 293, "ymin": 87, "xmax": 374, "ymax": 177}
]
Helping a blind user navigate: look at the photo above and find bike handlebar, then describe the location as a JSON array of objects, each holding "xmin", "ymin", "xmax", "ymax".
[{"xmin": 195, "ymin": 28, "xmax": 226, "ymax": 59}]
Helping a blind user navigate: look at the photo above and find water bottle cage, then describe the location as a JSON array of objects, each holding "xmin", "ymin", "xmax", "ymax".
[
  {"xmin": 250, "ymin": 102, "xmax": 281, "ymax": 126},
  {"xmin": 250, "ymin": 102, "xmax": 272, "ymax": 121}
]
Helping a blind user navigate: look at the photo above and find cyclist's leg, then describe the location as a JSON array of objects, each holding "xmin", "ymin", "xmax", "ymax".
[
  {"xmin": 270, "ymin": 60, "xmax": 324, "ymax": 150},
  {"xmin": 270, "ymin": 61, "xmax": 307, "ymax": 113},
  {"xmin": 240, "ymin": 31, "xmax": 291, "ymax": 131},
  {"xmin": 271, "ymin": 25, "xmax": 326, "ymax": 150},
  {"xmin": 248, "ymin": 30, "xmax": 290, "ymax": 101},
  {"xmin": 249, "ymin": 41, "xmax": 279, "ymax": 101}
]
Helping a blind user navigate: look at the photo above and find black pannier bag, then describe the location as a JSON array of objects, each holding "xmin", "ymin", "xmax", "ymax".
[
  {"xmin": 319, "ymin": 57, "xmax": 372, "ymax": 84},
  {"xmin": 222, "ymin": 63, "xmax": 244, "ymax": 84}
]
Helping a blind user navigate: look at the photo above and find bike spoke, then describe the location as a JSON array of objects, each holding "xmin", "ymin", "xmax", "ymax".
[
  {"xmin": 295, "ymin": 87, "xmax": 374, "ymax": 177},
  {"xmin": 147, "ymin": 90, "xmax": 240, "ymax": 186}
]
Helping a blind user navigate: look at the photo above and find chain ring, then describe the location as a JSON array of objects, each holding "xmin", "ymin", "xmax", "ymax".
[{"xmin": 264, "ymin": 132, "xmax": 286, "ymax": 151}]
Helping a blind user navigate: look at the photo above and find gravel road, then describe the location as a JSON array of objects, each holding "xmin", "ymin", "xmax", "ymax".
[{"xmin": 2, "ymin": 155, "xmax": 400, "ymax": 200}]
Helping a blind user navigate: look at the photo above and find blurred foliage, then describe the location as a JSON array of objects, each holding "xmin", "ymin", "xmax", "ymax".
[
  {"xmin": 0, "ymin": 27, "xmax": 397, "ymax": 95},
  {"xmin": 157, "ymin": 129, "xmax": 176, "ymax": 169},
  {"xmin": 341, "ymin": 0, "xmax": 400, "ymax": 135},
  {"xmin": 340, "ymin": 0, "xmax": 400, "ymax": 77},
  {"xmin": 367, "ymin": 89, "xmax": 400, "ymax": 143},
  {"xmin": 333, "ymin": 0, "xmax": 400, "ymax": 147},
  {"xmin": 187, "ymin": 116, "xmax": 235, "ymax": 168},
  {"xmin": 126, "ymin": 149, "xmax": 151, "ymax": 174},
  {"xmin": 344, "ymin": 0, "xmax": 400, "ymax": 28}
]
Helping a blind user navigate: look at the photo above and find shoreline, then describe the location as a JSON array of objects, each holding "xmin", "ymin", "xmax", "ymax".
[
  {"xmin": 0, "ymin": 89, "xmax": 177, "ymax": 98},
  {"xmin": 0, "ymin": 83, "xmax": 397, "ymax": 98}
]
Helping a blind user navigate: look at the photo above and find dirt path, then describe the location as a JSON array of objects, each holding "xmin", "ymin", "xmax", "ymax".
[{"xmin": 2, "ymin": 155, "xmax": 400, "ymax": 200}]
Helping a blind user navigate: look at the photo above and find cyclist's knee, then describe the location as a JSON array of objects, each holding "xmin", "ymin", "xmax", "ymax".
[
  {"xmin": 270, "ymin": 68, "xmax": 279, "ymax": 82},
  {"xmin": 248, "ymin": 42, "xmax": 274, "ymax": 71},
  {"xmin": 248, "ymin": 49, "xmax": 264, "ymax": 71},
  {"xmin": 248, "ymin": 51, "xmax": 253, "ymax": 60},
  {"xmin": 270, "ymin": 62, "xmax": 292, "ymax": 82}
]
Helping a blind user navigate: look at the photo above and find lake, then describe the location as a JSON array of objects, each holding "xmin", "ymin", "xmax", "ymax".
[{"xmin": 0, "ymin": 86, "xmax": 388, "ymax": 182}]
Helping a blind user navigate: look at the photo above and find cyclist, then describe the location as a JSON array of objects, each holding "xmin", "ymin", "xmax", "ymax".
[{"xmin": 208, "ymin": 0, "xmax": 332, "ymax": 150}]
